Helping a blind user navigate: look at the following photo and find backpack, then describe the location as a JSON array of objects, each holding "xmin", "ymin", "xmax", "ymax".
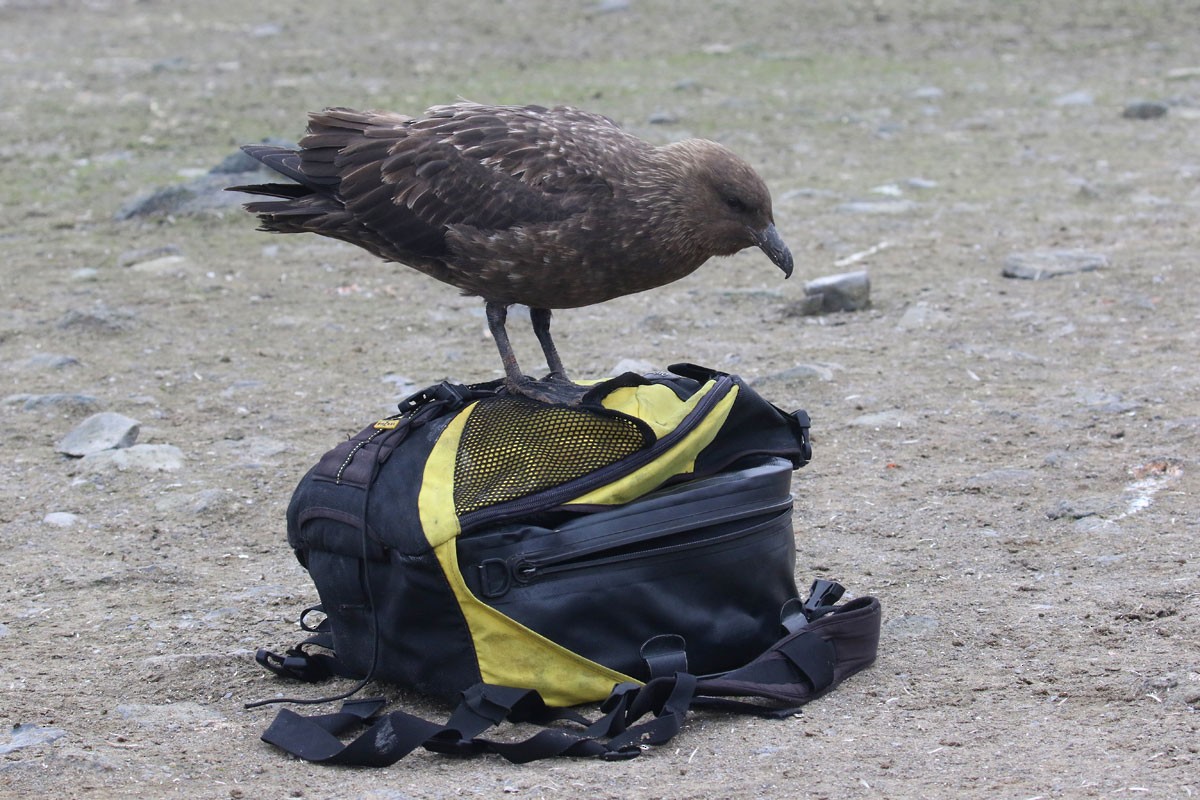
[{"xmin": 252, "ymin": 364, "xmax": 881, "ymax": 764}]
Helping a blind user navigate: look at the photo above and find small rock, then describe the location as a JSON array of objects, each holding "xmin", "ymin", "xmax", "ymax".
[
  {"xmin": 905, "ymin": 177, "xmax": 938, "ymax": 190},
  {"xmin": 1122, "ymin": 100, "xmax": 1168, "ymax": 120},
  {"xmin": 43, "ymin": 512, "xmax": 82, "ymax": 527},
  {"xmin": 847, "ymin": 410, "xmax": 916, "ymax": 429},
  {"xmin": 1044, "ymin": 498, "xmax": 1112, "ymax": 520},
  {"xmin": 802, "ymin": 270, "xmax": 870, "ymax": 313},
  {"xmin": 1053, "ymin": 90, "xmax": 1094, "ymax": 107},
  {"xmin": 81, "ymin": 444, "xmax": 184, "ymax": 472},
  {"xmin": 1074, "ymin": 516, "xmax": 1122, "ymax": 535},
  {"xmin": 118, "ymin": 244, "xmax": 182, "ymax": 267},
  {"xmin": 611, "ymin": 358, "xmax": 657, "ymax": 376},
  {"xmin": 647, "ymin": 110, "xmax": 680, "ymax": 125},
  {"xmin": 57, "ymin": 411, "xmax": 141, "ymax": 456},
  {"xmin": 1002, "ymin": 249, "xmax": 1107, "ymax": 280},
  {"xmin": 22, "ymin": 353, "xmax": 80, "ymax": 370},
  {"xmin": 129, "ymin": 254, "xmax": 189, "ymax": 274},
  {"xmin": 911, "ymin": 86, "xmax": 944, "ymax": 100},
  {"xmin": 56, "ymin": 305, "xmax": 137, "ymax": 335},
  {"xmin": 5, "ymin": 393, "xmax": 101, "ymax": 414},
  {"xmin": 0, "ymin": 723, "xmax": 67, "ymax": 755},
  {"xmin": 836, "ymin": 199, "xmax": 915, "ymax": 215}
]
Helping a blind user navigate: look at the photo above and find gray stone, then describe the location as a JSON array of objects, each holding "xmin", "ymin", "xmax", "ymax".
[
  {"xmin": 1053, "ymin": 90, "xmax": 1095, "ymax": 106},
  {"xmin": 802, "ymin": 270, "xmax": 870, "ymax": 313},
  {"xmin": 118, "ymin": 243, "xmax": 182, "ymax": 267},
  {"xmin": 1122, "ymin": 100, "xmax": 1168, "ymax": 120},
  {"xmin": 611, "ymin": 358, "xmax": 657, "ymax": 376},
  {"xmin": 1002, "ymin": 249, "xmax": 1107, "ymax": 280},
  {"xmin": 128, "ymin": 254, "xmax": 189, "ymax": 274},
  {"xmin": 836, "ymin": 199, "xmax": 915, "ymax": 215},
  {"xmin": 57, "ymin": 411, "xmax": 141, "ymax": 456},
  {"xmin": 0, "ymin": 723, "xmax": 67, "ymax": 755},
  {"xmin": 1074, "ymin": 516, "xmax": 1122, "ymax": 534},
  {"xmin": 847, "ymin": 410, "xmax": 916, "ymax": 429},
  {"xmin": 4, "ymin": 393, "xmax": 100, "ymax": 414},
  {"xmin": 81, "ymin": 444, "xmax": 184, "ymax": 472},
  {"xmin": 43, "ymin": 512, "xmax": 82, "ymax": 527},
  {"xmin": 22, "ymin": 353, "xmax": 80, "ymax": 370},
  {"xmin": 56, "ymin": 305, "xmax": 137, "ymax": 334}
]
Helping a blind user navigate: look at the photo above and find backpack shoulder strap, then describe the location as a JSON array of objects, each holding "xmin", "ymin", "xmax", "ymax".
[{"xmin": 253, "ymin": 581, "xmax": 881, "ymax": 765}]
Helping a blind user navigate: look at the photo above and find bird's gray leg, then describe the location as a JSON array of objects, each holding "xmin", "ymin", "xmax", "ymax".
[
  {"xmin": 529, "ymin": 307, "xmax": 570, "ymax": 382},
  {"xmin": 485, "ymin": 301, "xmax": 527, "ymax": 386}
]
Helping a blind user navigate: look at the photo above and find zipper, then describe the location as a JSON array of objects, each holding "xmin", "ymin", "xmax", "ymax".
[
  {"xmin": 511, "ymin": 507, "xmax": 791, "ymax": 585},
  {"xmin": 458, "ymin": 375, "xmax": 736, "ymax": 533}
]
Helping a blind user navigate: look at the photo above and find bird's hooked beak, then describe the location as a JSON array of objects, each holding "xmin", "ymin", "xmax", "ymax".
[{"xmin": 754, "ymin": 223, "xmax": 794, "ymax": 278}]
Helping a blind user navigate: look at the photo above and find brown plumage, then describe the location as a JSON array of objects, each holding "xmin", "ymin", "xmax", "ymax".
[{"xmin": 232, "ymin": 102, "xmax": 793, "ymax": 402}]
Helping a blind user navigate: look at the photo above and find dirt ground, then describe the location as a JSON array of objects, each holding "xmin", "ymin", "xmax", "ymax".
[{"xmin": 2, "ymin": 1, "xmax": 1198, "ymax": 797}]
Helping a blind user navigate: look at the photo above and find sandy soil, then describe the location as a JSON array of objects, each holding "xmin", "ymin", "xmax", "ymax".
[{"xmin": 2, "ymin": 1, "xmax": 1198, "ymax": 797}]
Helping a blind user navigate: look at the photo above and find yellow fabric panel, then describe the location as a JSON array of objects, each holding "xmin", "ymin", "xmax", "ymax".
[
  {"xmin": 419, "ymin": 397, "xmax": 637, "ymax": 705},
  {"xmin": 431, "ymin": 539, "xmax": 637, "ymax": 706},
  {"xmin": 566, "ymin": 382, "xmax": 739, "ymax": 507},
  {"xmin": 417, "ymin": 400, "xmax": 476, "ymax": 549},
  {"xmin": 599, "ymin": 382, "xmax": 707, "ymax": 439}
]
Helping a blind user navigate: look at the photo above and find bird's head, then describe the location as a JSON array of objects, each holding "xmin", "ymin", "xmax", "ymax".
[{"xmin": 658, "ymin": 139, "xmax": 793, "ymax": 278}]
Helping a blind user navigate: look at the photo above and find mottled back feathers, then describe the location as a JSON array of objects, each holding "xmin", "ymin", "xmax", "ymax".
[{"xmin": 236, "ymin": 102, "xmax": 786, "ymax": 309}]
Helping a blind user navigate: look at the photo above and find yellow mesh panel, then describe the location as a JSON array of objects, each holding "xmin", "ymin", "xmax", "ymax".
[{"xmin": 452, "ymin": 396, "xmax": 649, "ymax": 516}]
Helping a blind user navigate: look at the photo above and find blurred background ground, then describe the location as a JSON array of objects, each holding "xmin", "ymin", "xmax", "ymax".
[{"xmin": 1, "ymin": 1, "xmax": 1197, "ymax": 797}]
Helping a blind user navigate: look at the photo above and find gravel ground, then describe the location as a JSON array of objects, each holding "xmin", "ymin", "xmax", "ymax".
[{"xmin": 1, "ymin": 1, "xmax": 1198, "ymax": 797}]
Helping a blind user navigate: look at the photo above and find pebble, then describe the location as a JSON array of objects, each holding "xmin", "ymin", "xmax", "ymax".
[
  {"xmin": 43, "ymin": 512, "xmax": 82, "ymax": 527},
  {"xmin": 801, "ymin": 270, "xmax": 871, "ymax": 313},
  {"xmin": 611, "ymin": 358, "xmax": 657, "ymax": 376},
  {"xmin": 1044, "ymin": 497, "xmax": 1113, "ymax": 520},
  {"xmin": 1074, "ymin": 516, "xmax": 1122, "ymax": 535},
  {"xmin": 56, "ymin": 305, "xmax": 138, "ymax": 334},
  {"xmin": 21, "ymin": 353, "xmax": 80, "ymax": 370},
  {"xmin": 846, "ymin": 410, "xmax": 916, "ymax": 429},
  {"xmin": 1002, "ymin": 249, "xmax": 1107, "ymax": 280},
  {"xmin": 1122, "ymin": 100, "xmax": 1168, "ymax": 120},
  {"xmin": 118, "ymin": 244, "xmax": 182, "ymax": 267},
  {"xmin": 81, "ymin": 444, "xmax": 184, "ymax": 472},
  {"xmin": 911, "ymin": 86, "xmax": 944, "ymax": 100},
  {"xmin": 57, "ymin": 411, "xmax": 141, "ymax": 456},
  {"xmin": 5, "ymin": 393, "xmax": 100, "ymax": 414},
  {"xmin": 1053, "ymin": 90, "xmax": 1094, "ymax": 107},
  {"xmin": 0, "ymin": 723, "xmax": 67, "ymax": 755},
  {"xmin": 128, "ymin": 254, "xmax": 189, "ymax": 274},
  {"xmin": 836, "ymin": 199, "xmax": 915, "ymax": 215}
]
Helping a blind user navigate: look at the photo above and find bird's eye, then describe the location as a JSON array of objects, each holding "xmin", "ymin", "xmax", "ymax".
[{"xmin": 723, "ymin": 195, "xmax": 748, "ymax": 213}]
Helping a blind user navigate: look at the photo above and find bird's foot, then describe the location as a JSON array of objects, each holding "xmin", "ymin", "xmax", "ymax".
[{"xmin": 503, "ymin": 375, "xmax": 589, "ymax": 406}]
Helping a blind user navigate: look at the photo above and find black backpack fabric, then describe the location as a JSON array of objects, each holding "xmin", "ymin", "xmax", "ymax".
[{"xmin": 253, "ymin": 364, "xmax": 881, "ymax": 764}]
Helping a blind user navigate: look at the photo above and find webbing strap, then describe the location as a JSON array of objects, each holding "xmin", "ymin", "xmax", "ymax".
[{"xmin": 254, "ymin": 589, "xmax": 882, "ymax": 766}]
